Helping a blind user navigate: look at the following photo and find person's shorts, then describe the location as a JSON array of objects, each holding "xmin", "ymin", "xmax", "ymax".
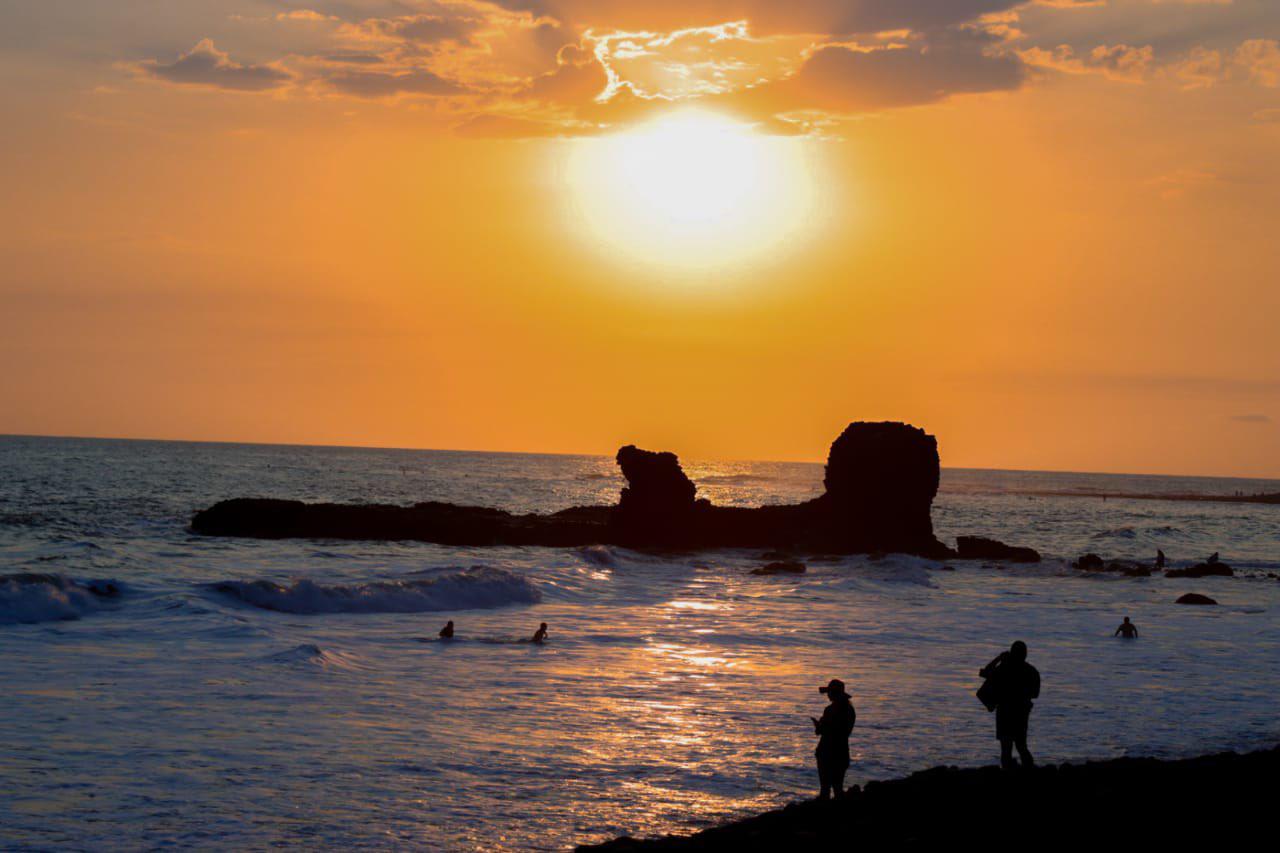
[{"xmin": 996, "ymin": 704, "xmax": 1031, "ymax": 740}]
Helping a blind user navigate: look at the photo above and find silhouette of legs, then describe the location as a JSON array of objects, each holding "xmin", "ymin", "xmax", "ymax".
[
  {"xmin": 817, "ymin": 759, "xmax": 846, "ymax": 800},
  {"xmin": 1015, "ymin": 738, "xmax": 1034, "ymax": 769},
  {"xmin": 1000, "ymin": 737, "xmax": 1035, "ymax": 770}
]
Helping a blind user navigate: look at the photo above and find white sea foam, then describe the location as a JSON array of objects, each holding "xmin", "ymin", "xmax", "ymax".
[
  {"xmin": 209, "ymin": 566, "xmax": 540, "ymax": 614},
  {"xmin": 0, "ymin": 573, "xmax": 118, "ymax": 625}
]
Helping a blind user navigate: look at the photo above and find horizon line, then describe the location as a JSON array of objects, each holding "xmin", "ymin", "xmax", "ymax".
[{"xmin": 2, "ymin": 430, "xmax": 1278, "ymax": 484}]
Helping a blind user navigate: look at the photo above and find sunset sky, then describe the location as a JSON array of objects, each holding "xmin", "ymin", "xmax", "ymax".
[{"xmin": 2, "ymin": 0, "xmax": 1278, "ymax": 476}]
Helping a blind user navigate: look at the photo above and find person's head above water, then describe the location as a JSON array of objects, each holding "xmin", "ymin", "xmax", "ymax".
[
  {"xmin": 819, "ymin": 678, "xmax": 850, "ymax": 701},
  {"xmin": 539, "ymin": 622, "xmax": 547, "ymax": 630},
  {"xmin": 1009, "ymin": 641, "xmax": 1028, "ymax": 662},
  {"xmin": 1122, "ymin": 617, "xmax": 1131, "ymax": 624}
]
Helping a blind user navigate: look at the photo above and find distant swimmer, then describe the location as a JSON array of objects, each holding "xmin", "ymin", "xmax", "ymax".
[
  {"xmin": 1114, "ymin": 617, "xmax": 1139, "ymax": 639},
  {"xmin": 811, "ymin": 679, "xmax": 856, "ymax": 800},
  {"xmin": 530, "ymin": 622, "xmax": 548, "ymax": 644},
  {"xmin": 1156, "ymin": 550, "xmax": 1166, "ymax": 571},
  {"xmin": 439, "ymin": 620, "xmax": 454, "ymax": 639},
  {"xmin": 1207, "ymin": 552, "xmax": 1220, "ymax": 565}
]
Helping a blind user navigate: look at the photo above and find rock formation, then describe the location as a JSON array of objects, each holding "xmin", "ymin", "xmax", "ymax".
[
  {"xmin": 815, "ymin": 422, "xmax": 941, "ymax": 554},
  {"xmin": 612, "ymin": 445, "xmax": 701, "ymax": 547},
  {"xmin": 1176, "ymin": 593, "xmax": 1217, "ymax": 605},
  {"xmin": 190, "ymin": 421, "xmax": 1005, "ymax": 559},
  {"xmin": 955, "ymin": 536, "xmax": 1041, "ymax": 563}
]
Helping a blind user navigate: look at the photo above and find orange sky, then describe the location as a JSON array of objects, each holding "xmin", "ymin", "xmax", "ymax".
[{"xmin": 2, "ymin": 1, "xmax": 1279, "ymax": 476}]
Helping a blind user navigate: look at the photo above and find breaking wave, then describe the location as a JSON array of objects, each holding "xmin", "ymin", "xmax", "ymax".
[
  {"xmin": 576, "ymin": 545, "xmax": 619, "ymax": 568},
  {"xmin": 0, "ymin": 573, "xmax": 122, "ymax": 625},
  {"xmin": 261, "ymin": 643, "xmax": 366, "ymax": 669},
  {"xmin": 208, "ymin": 566, "xmax": 540, "ymax": 615}
]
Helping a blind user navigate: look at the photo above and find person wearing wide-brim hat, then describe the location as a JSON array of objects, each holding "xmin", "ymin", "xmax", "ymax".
[{"xmin": 811, "ymin": 678, "xmax": 856, "ymax": 800}]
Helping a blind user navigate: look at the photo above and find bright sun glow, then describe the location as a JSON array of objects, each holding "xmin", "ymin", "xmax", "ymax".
[{"xmin": 566, "ymin": 111, "xmax": 823, "ymax": 273}]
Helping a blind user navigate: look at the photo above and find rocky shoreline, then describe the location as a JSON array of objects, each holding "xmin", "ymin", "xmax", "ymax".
[{"xmin": 577, "ymin": 745, "xmax": 1278, "ymax": 850}]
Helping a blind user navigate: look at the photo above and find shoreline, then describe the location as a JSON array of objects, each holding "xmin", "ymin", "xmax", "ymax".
[{"xmin": 577, "ymin": 745, "xmax": 1279, "ymax": 849}]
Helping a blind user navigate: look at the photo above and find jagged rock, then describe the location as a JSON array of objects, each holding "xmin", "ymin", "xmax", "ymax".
[
  {"xmin": 1076, "ymin": 553, "xmax": 1105, "ymax": 571},
  {"xmin": 612, "ymin": 445, "xmax": 700, "ymax": 547},
  {"xmin": 1166, "ymin": 562, "xmax": 1233, "ymax": 579},
  {"xmin": 751, "ymin": 561, "xmax": 806, "ymax": 576},
  {"xmin": 815, "ymin": 422, "xmax": 943, "ymax": 554},
  {"xmin": 1176, "ymin": 593, "xmax": 1217, "ymax": 605},
  {"xmin": 955, "ymin": 536, "xmax": 1041, "ymax": 563}
]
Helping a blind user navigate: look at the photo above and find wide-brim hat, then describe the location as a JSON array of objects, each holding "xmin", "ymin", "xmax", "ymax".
[{"xmin": 819, "ymin": 678, "xmax": 850, "ymax": 699}]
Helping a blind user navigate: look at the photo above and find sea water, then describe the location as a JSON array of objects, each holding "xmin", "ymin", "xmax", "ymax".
[{"xmin": 1, "ymin": 436, "xmax": 1278, "ymax": 850}]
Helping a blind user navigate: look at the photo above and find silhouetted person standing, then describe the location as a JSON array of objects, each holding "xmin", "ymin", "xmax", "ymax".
[
  {"xmin": 530, "ymin": 622, "xmax": 548, "ymax": 644},
  {"xmin": 979, "ymin": 641, "xmax": 1040, "ymax": 771},
  {"xmin": 1155, "ymin": 550, "xmax": 1166, "ymax": 571},
  {"xmin": 811, "ymin": 678, "xmax": 856, "ymax": 800},
  {"xmin": 439, "ymin": 620, "xmax": 454, "ymax": 639},
  {"xmin": 1115, "ymin": 617, "xmax": 1138, "ymax": 638}
]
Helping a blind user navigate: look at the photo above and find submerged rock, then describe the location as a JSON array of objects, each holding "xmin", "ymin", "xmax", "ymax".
[
  {"xmin": 1076, "ymin": 553, "xmax": 1105, "ymax": 571},
  {"xmin": 751, "ymin": 561, "xmax": 806, "ymax": 576},
  {"xmin": 1176, "ymin": 593, "xmax": 1218, "ymax": 605},
  {"xmin": 1166, "ymin": 562, "xmax": 1233, "ymax": 579},
  {"xmin": 955, "ymin": 536, "xmax": 1041, "ymax": 563}
]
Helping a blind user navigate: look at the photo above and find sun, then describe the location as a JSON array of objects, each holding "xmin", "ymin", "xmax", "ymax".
[{"xmin": 564, "ymin": 111, "xmax": 824, "ymax": 274}]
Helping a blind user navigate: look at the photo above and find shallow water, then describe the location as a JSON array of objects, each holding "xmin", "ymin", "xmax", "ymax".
[{"xmin": 1, "ymin": 436, "xmax": 1278, "ymax": 849}]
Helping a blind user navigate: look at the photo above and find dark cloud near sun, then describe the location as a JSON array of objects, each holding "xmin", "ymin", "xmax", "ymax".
[
  {"xmin": 734, "ymin": 29, "xmax": 1025, "ymax": 115},
  {"xmin": 122, "ymin": 0, "xmax": 1280, "ymax": 136},
  {"xmin": 486, "ymin": 1, "xmax": 1032, "ymax": 36},
  {"xmin": 136, "ymin": 39, "xmax": 293, "ymax": 92}
]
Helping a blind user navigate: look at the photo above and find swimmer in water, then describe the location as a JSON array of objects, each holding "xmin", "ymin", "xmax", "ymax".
[
  {"xmin": 530, "ymin": 622, "xmax": 548, "ymax": 644},
  {"xmin": 1114, "ymin": 617, "xmax": 1138, "ymax": 639},
  {"xmin": 439, "ymin": 620, "xmax": 454, "ymax": 639}
]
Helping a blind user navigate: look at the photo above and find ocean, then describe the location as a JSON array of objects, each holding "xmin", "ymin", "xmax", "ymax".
[{"xmin": 2, "ymin": 436, "xmax": 1278, "ymax": 850}]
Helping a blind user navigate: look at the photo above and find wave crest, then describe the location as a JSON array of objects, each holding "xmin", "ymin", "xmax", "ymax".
[
  {"xmin": 0, "ymin": 573, "xmax": 121, "ymax": 625},
  {"xmin": 209, "ymin": 566, "xmax": 540, "ymax": 615}
]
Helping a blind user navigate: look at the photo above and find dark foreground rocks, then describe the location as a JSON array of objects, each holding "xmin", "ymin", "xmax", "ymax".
[
  {"xmin": 193, "ymin": 421, "xmax": 976, "ymax": 558},
  {"xmin": 1166, "ymin": 561, "xmax": 1234, "ymax": 578},
  {"xmin": 955, "ymin": 536, "xmax": 1041, "ymax": 563},
  {"xmin": 1176, "ymin": 593, "xmax": 1218, "ymax": 605},
  {"xmin": 576, "ymin": 746, "xmax": 1279, "ymax": 850}
]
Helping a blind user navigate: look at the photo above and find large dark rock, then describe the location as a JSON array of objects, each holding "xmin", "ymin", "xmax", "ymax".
[
  {"xmin": 1166, "ymin": 562, "xmax": 1233, "ymax": 579},
  {"xmin": 815, "ymin": 422, "xmax": 942, "ymax": 554},
  {"xmin": 1176, "ymin": 593, "xmax": 1218, "ymax": 605},
  {"xmin": 612, "ymin": 445, "xmax": 700, "ymax": 547},
  {"xmin": 955, "ymin": 536, "xmax": 1041, "ymax": 563}
]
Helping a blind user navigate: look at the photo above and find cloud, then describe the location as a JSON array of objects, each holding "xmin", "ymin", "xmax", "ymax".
[
  {"xmin": 135, "ymin": 39, "xmax": 293, "ymax": 92},
  {"xmin": 321, "ymin": 68, "xmax": 465, "ymax": 98},
  {"xmin": 487, "ymin": 1, "xmax": 1033, "ymax": 36},
  {"xmin": 1235, "ymin": 38, "xmax": 1280, "ymax": 87},
  {"xmin": 731, "ymin": 29, "xmax": 1025, "ymax": 115},
  {"xmin": 1230, "ymin": 414, "xmax": 1273, "ymax": 424},
  {"xmin": 1019, "ymin": 43, "xmax": 1154, "ymax": 82},
  {"xmin": 1167, "ymin": 46, "xmax": 1226, "ymax": 89},
  {"xmin": 453, "ymin": 112, "xmax": 599, "ymax": 137}
]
